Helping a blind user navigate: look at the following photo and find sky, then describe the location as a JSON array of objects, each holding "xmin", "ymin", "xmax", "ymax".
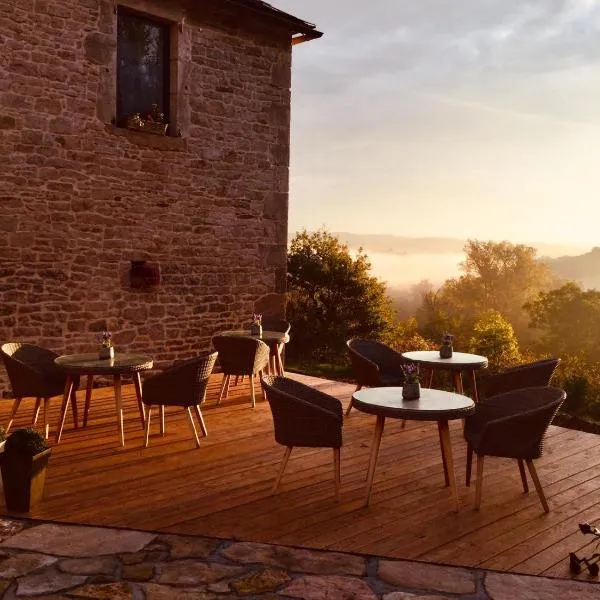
[{"xmin": 270, "ymin": 0, "xmax": 600, "ymax": 248}]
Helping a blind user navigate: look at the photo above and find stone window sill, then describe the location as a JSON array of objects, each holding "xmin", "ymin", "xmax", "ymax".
[{"xmin": 106, "ymin": 125, "xmax": 187, "ymax": 151}]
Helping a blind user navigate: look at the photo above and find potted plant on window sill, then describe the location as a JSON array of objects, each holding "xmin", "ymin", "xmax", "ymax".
[
  {"xmin": 124, "ymin": 104, "xmax": 168, "ymax": 136},
  {"xmin": 1, "ymin": 428, "xmax": 51, "ymax": 512}
]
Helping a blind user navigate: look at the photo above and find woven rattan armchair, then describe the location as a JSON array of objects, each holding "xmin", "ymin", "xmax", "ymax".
[
  {"xmin": 476, "ymin": 358, "xmax": 561, "ymax": 400},
  {"xmin": 345, "ymin": 338, "xmax": 406, "ymax": 416},
  {"xmin": 142, "ymin": 352, "xmax": 218, "ymax": 448},
  {"xmin": 467, "ymin": 357, "xmax": 560, "ymax": 485},
  {"xmin": 261, "ymin": 375, "xmax": 343, "ymax": 500},
  {"xmin": 212, "ymin": 335, "xmax": 270, "ymax": 408},
  {"xmin": 465, "ymin": 386, "xmax": 566, "ymax": 512},
  {"xmin": 261, "ymin": 316, "xmax": 291, "ymax": 375},
  {"xmin": 0, "ymin": 342, "xmax": 79, "ymax": 439}
]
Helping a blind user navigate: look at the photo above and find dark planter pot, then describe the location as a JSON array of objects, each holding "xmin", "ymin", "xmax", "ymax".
[{"xmin": 1, "ymin": 448, "xmax": 51, "ymax": 512}]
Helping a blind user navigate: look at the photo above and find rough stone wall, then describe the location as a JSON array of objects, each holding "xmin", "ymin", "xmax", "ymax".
[{"xmin": 0, "ymin": 0, "xmax": 292, "ymax": 393}]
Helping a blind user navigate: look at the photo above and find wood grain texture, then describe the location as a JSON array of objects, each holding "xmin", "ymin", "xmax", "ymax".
[{"xmin": 1, "ymin": 372, "xmax": 597, "ymax": 580}]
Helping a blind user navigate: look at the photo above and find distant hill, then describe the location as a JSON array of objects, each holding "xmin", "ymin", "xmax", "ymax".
[
  {"xmin": 331, "ymin": 232, "xmax": 588, "ymax": 259},
  {"xmin": 544, "ymin": 247, "xmax": 600, "ymax": 290}
]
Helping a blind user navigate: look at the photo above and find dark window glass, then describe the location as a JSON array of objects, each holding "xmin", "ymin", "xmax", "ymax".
[{"xmin": 117, "ymin": 10, "xmax": 170, "ymax": 126}]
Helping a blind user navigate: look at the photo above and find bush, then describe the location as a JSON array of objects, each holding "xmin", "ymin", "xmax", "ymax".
[{"xmin": 5, "ymin": 428, "xmax": 48, "ymax": 456}]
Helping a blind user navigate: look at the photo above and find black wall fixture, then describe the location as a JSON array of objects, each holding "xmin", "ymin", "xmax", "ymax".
[{"xmin": 130, "ymin": 260, "xmax": 161, "ymax": 289}]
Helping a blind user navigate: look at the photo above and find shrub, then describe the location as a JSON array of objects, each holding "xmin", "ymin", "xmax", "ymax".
[{"xmin": 5, "ymin": 428, "xmax": 48, "ymax": 456}]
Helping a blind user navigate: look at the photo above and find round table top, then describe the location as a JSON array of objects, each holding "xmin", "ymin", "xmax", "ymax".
[
  {"xmin": 54, "ymin": 353, "xmax": 154, "ymax": 375},
  {"xmin": 402, "ymin": 350, "xmax": 488, "ymax": 370},
  {"xmin": 352, "ymin": 387, "xmax": 475, "ymax": 421},
  {"xmin": 216, "ymin": 329, "xmax": 290, "ymax": 344}
]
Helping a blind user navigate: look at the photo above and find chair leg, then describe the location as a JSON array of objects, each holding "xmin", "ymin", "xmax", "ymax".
[
  {"xmin": 186, "ymin": 407, "xmax": 201, "ymax": 449},
  {"xmin": 273, "ymin": 446, "xmax": 292, "ymax": 493},
  {"xmin": 32, "ymin": 397, "xmax": 42, "ymax": 426},
  {"xmin": 526, "ymin": 459, "xmax": 549, "ymax": 513},
  {"xmin": 345, "ymin": 384, "xmax": 361, "ymax": 416},
  {"xmin": 83, "ymin": 375, "xmax": 93, "ymax": 427},
  {"xmin": 333, "ymin": 448, "xmax": 341, "ymax": 502},
  {"xmin": 250, "ymin": 375, "xmax": 256, "ymax": 408},
  {"xmin": 6, "ymin": 397, "xmax": 22, "ymax": 434},
  {"xmin": 194, "ymin": 405, "xmax": 208, "ymax": 437},
  {"xmin": 518, "ymin": 459, "xmax": 529, "ymax": 493},
  {"xmin": 466, "ymin": 443, "xmax": 473, "ymax": 487},
  {"xmin": 217, "ymin": 374, "xmax": 230, "ymax": 405},
  {"xmin": 71, "ymin": 389, "xmax": 78, "ymax": 429},
  {"xmin": 475, "ymin": 454, "xmax": 485, "ymax": 510},
  {"xmin": 144, "ymin": 406, "xmax": 152, "ymax": 448},
  {"xmin": 43, "ymin": 398, "xmax": 50, "ymax": 439},
  {"xmin": 160, "ymin": 405, "xmax": 165, "ymax": 436}
]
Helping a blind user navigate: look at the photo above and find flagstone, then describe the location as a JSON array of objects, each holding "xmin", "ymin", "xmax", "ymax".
[
  {"xmin": 280, "ymin": 575, "xmax": 377, "ymax": 600},
  {"xmin": 65, "ymin": 582, "xmax": 133, "ymax": 599},
  {"xmin": 158, "ymin": 561, "xmax": 244, "ymax": 586},
  {"xmin": 16, "ymin": 569, "xmax": 86, "ymax": 596},
  {"xmin": 58, "ymin": 557, "xmax": 117, "ymax": 576},
  {"xmin": 378, "ymin": 560, "xmax": 476, "ymax": 595},
  {"xmin": 143, "ymin": 583, "xmax": 220, "ymax": 600},
  {"xmin": 159, "ymin": 534, "xmax": 218, "ymax": 559},
  {"xmin": 485, "ymin": 572, "xmax": 600, "ymax": 600},
  {"xmin": 230, "ymin": 568, "xmax": 291, "ymax": 594},
  {"xmin": 121, "ymin": 563, "xmax": 154, "ymax": 581},
  {"xmin": 222, "ymin": 542, "xmax": 365, "ymax": 576},
  {"xmin": 1, "ymin": 525, "xmax": 155, "ymax": 558},
  {"xmin": 0, "ymin": 553, "xmax": 57, "ymax": 578}
]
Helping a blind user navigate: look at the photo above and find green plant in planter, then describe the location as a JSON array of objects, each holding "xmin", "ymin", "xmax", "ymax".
[{"xmin": 1, "ymin": 428, "xmax": 51, "ymax": 512}]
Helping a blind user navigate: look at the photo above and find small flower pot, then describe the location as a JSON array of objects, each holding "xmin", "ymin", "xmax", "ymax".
[
  {"xmin": 249, "ymin": 324, "xmax": 262, "ymax": 337},
  {"xmin": 99, "ymin": 346, "xmax": 114, "ymax": 360},
  {"xmin": 440, "ymin": 343, "xmax": 453, "ymax": 359},
  {"xmin": 1, "ymin": 448, "xmax": 51, "ymax": 512},
  {"xmin": 402, "ymin": 382, "xmax": 421, "ymax": 400}
]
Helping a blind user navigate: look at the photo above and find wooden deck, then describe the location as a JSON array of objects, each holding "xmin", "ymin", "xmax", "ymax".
[{"xmin": 2, "ymin": 372, "xmax": 600, "ymax": 580}]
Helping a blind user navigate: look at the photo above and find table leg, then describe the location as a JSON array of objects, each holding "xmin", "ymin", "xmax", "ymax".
[
  {"xmin": 83, "ymin": 375, "xmax": 93, "ymax": 427},
  {"xmin": 453, "ymin": 371, "xmax": 464, "ymax": 394},
  {"xmin": 114, "ymin": 374, "xmax": 125, "ymax": 447},
  {"xmin": 427, "ymin": 368, "xmax": 434, "ymax": 388},
  {"xmin": 276, "ymin": 349, "xmax": 285, "ymax": 377},
  {"xmin": 133, "ymin": 372, "xmax": 146, "ymax": 429},
  {"xmin": 471, "ymin": 370, "xmax": 479, "ymax": 403},
  {"xmin": 365, "ymin": 415, "xmax": 386, "ymax": 507},
  {"xmin": 160, "ymin": 405, "xmax": 165, "ymax": 436},
  {"xmin": 437, "ymin": 422, "xmax": 450, "ymax": 486},
  {"xmin": 56, "ymin": 375, "xmax": 74, "ymax": 444},
  {"xmin": 438, "ymin": 419, "xmax": 460, "ymax": 511}
]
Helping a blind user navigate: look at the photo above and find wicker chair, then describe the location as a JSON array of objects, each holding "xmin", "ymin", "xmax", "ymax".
[
  {"xmin": 345, "ymin": 338, "xmax": 406, "ymax": 416},
  {"xmin": 465, "ymin": 386, "xmax": 566, "ymax": 512},
  {"xmin": 0, "ymin": 342, "xmax": 79, "ymax": 439},
  {"xmin": 477, "ymin": 358, "xmax": 561, "ymax": 400},
  {"xmin": 467, "ymin": 358, "xmax": 561, "ymax": 485},
  {"xmin": 142, "ymin": 352, "xmax": 218, "ymax": 448},
  {"xmin": 261, "ymin": 375, "xmax": 343, "ymax": 500},
  {"xmin": 261, "ymin": 316, "xmax": 291, "ymax": 375},
  {"xmin": 212, "ymin": 335, "xmax": 270, "ymax": 408}
]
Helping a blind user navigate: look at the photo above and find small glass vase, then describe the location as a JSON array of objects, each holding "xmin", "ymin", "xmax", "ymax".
[
  {"xmin": 99, "ymin": 346, "xmax": 114, "ymax": 360},
  {"xmin": 249, "ymin": 323, "xmax": 262, "ymax": 337},
  {"xmin": 402, "ymin": 382, "xmax": 421, "ymax": 400}
]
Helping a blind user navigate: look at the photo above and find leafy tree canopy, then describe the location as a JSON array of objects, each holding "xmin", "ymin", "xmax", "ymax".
[
  {"xmin": 468, "ymin": 309, "xmax": 521, "ymax": 371},
  {"xmin": 286, "ymin": 229, "xmax": 400, "ymax": 364}
]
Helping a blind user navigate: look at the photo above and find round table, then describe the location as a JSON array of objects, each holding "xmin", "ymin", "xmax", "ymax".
[
  {"xmin": 217, "ymin": 330, "xmax": 290, "ymax": 375},
  {"xmin": 54, "ymin": 353, "xmax": 153, "ymax": 446},
  {"xmin": 402, "ymin": 351, "xmax": 488, "ymax": 401},
  {"xmin": 352, "ymin": 387, "xmax": 475, "ymax": 511}
]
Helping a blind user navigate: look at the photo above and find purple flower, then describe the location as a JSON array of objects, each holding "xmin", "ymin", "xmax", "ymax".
[
  {"xmin": 251, "ymin": 313, "xmax": 262, "ymax": 325},
  {"xmin": 98, "ymin": 331, "xmax": 112, "ymax": 348},
  {"xmin": 402, "ymin": 363, "xmax": 420, "ymax": 383}
]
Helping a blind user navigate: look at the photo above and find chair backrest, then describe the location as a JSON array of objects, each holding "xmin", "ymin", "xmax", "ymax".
[
  {"xmin": 1, "ymin": 342, "xmax": 63, "ymax": 397},
  {"xmin": 476, "ymin": 386, "xmax": 566, "ymax": 460},
  {"xmin": 479, "ymin": 358, "xmax": 561, "ymax": 400},
  {"xmin": 261, "ymin": 316, "xmax": 291, "ymax": 335},
  {"xmin": 212, "ymin": 335, "xmax": 270, "ymax": 375},
  {"xmin": 261, "ymin": 375, "xmax": 342, "ymax": 448},
  {"xmin": 143, "ymin": 351, "xmax": 218, "ymax": 407}
]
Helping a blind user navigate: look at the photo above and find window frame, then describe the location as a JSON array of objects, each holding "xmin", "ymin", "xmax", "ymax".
[{"xmin": 116, "ymin": 6, "xmax": 172, "ymax": 134}]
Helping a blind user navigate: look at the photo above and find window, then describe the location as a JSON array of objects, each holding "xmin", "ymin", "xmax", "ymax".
[{"xmin": 117, "ymin": 9, "xmax": 170, "ymax": 132}]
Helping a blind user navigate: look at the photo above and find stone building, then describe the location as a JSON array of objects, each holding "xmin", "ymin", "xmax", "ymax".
[{"xmin": 0, "ymin": 0, "xmax": 321, "ymax": 391}]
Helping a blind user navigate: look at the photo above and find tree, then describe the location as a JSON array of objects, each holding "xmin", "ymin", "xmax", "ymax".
[
  {"xmin": 525, "ymin": 282, "xmax": 600, "ymax": 361},
  {"xmin": 468, "ymin": 310, "xmax": 521, "ymax": 371},
  {"xmin": 286, "ymin": 229, "xmax": 400, "ymax": 364}
]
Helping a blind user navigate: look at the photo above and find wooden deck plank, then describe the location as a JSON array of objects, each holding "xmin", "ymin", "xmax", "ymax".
[{"xmin": 0, "ymin": 373, "xmax": 598, "ymax": 580}]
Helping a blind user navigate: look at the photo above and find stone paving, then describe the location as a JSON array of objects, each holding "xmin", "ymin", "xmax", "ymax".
[{"xmin": 0, "ymin": 519, "xmax": 597, "ymax": 599}]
